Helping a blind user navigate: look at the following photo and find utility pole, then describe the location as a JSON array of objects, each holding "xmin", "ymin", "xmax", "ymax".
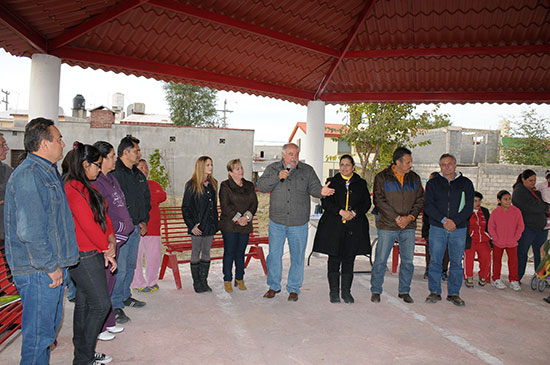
[
  {"xmin": 1, "ymin": 89, "xmax": 9, "ymax": 111},
  {"xmin": 216, "ymin": 99, "xmax": 233, "ymax": 127}
]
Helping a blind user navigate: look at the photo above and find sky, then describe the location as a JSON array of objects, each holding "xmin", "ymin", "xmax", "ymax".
[{"xmin": 2, "ymin": 49, "xmax": 550, "ymax": 144}]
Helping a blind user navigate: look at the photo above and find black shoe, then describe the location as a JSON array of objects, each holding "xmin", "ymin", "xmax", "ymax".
[
  {"xmin": 199, "ymin": 260, "xmax": 212, "ymax": 292},
  {"xmin": 423, "ymin": 271, "xmax": 429, "ymax": 280},
  {"xmin": 371, "ymin": 293, "xmax": 380, "ymax": 303},
  {"xmin": 114, "ymin": 308, "xmax": 130, "ymax": 324},
  {"xmin": 328, "ymin": 272, "xmax": 340, "ymax": 303},
  {"xmin": 123, "ymin": 297, "xmax": 146, "ymax": 307},
  {"xmin": 543, "ymin": 296, "xmax": 550, "ymax": 304},
  {"xmin": 446, "ymin": 295, "xmax": 465, "ymax": 306},
  {"xmin": 340, "ymin": 274, "xmax": 354, "ymax": 303},
  {"xmin": 425, "ymin": 293, "xmax": 442, "ymax": 303},
  {"xmin": 68, "ymin": 297, "xmax": 76, "ymax": 303},
  {"xmin": 398, "ymin": 293, "xmax": 414, "ymax": 303},
  {"xmin": 441, "ymin": 272, "xmax": 448, "ymax": 282}
]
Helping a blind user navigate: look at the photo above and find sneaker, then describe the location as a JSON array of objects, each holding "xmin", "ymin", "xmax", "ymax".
[
  {"xmin": 465, "ymin": 277, "xmax": 474, "ymax": 288},
  {"xmin": 441, "ymin": 272, "xmax": 448, "ymax": 282},
  {"xmin": 149, "ymin": 284, "xmax": 160, "ymax": 292},
  {"xmin": 97, "ymin": 331, "xmax": 115, "ymax": 341},
  {"xmin": 510, "ymin": 281, "xmax": 521, "ymax": 291},
  {"xmin": 123, "ymin": 297, "xmax": 146, "ymax": 307},
  {"xmin": 478, "ymin": 277, "xmax": 487, "ymax": 287},
  {"xmin": 133, "ymin": 287, "xmax": 152, "ymax": 294},
  {"xmin": 114, "ymin": 308, "xmax": 130, "ymax": 324},
  {"xmin": 492, "ymin": 279, "xmax": 506, "ymax": 289},
  {"xmin": 106, "ymin": 325, "xmax": 124, "ymax": 334},
  {"xmin": 94, "ymin": 352, "xmax": 112, "ymax": 364}
]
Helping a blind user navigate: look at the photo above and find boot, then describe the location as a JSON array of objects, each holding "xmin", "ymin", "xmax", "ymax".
[
  {"xmin": 328, "ymin": 272, "xmax": 341, "ymax": 303},
  {"xmin": 341, "ymin": 273, "xmax": 354, "ymax": 303},
  {"xmin": 199, "ymin": 260, "xmax": 212, "ymax": 292},
  {"xmin": 224, "ymin": 281, "xmax": 233, "ymax": 293},
  {"xmin": 190, "ymin": 263, "xmax": 205, "ymax": 293},
  {"xmin": 235, "ymin": 279, "xmax": 247, "ymax": 290}
]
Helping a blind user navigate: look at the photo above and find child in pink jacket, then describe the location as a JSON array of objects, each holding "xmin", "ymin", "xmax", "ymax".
[{"xmin": 488, "ymin": 190, "xmax": 525, "ymax": 291}]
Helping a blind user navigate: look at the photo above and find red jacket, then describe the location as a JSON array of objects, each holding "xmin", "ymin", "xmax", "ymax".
[
  {"xmin": 468, "ymin": 209, "xmax": 491, "ymax": 245},
  {"xmin": 65, "ymin": 180, "xmax": 114, "ymax": 252},
  {"xmin": 146, "ymin": 180, "xmax": 167, "ymax": 236}
]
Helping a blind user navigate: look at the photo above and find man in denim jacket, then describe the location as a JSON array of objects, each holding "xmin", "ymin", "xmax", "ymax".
[{"xmin": 4, "ymin": 118, "xmax": 79, "ymax": 364}]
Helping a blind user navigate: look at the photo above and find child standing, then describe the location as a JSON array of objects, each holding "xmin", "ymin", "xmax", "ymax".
[
  {"xmin": 464, "ymin": 192, "xmax": 491, "ymax": 287},
  {"xmin": 488, "ymin": 190, "xmax": 524, "ymax": 291}
]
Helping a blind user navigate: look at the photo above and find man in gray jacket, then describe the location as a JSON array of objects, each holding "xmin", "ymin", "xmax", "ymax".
[{"xmin": 257, "ymin": 143, "xmax": 333, "ymax": 301}]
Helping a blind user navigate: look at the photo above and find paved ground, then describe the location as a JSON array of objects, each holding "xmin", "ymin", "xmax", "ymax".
[{"xmin": 1, "ymin": 253, "xmax": 549, "ymax": 364}]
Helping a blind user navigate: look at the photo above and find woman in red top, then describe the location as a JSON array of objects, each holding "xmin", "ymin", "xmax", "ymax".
[
  {"xmin": 65, "ymin": 143, "xmax": 117, "ymax": 365},
  {"xmin": 131, "ymin": 159, "xmax": 167, "ymax": 292}
]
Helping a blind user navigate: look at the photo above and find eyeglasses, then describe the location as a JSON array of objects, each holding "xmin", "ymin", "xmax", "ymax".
[
  {"xmin": 1, "ymin": 143, "xmax": 8, "ymax": 149},
  {"xmin": 91, "ymin": 162, "xmax": 102, "ymax": 168}
]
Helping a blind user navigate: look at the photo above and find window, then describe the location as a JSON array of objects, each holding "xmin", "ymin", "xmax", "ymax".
[
  {"xmin": 337, "ymin": 140, "xmax": 351, "ymax": 154},
  {"xmin": 328, "ymin": 168, "xmax": 338, "ymax": 178},
  {"xmin": 10, "ymin": 149, "xmax": 26, "ymax": 168}
]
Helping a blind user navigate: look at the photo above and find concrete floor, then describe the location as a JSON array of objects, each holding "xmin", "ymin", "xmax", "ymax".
[{"xmin": 1, "ymin": 254, "xmax": 549, "ymax": 364}]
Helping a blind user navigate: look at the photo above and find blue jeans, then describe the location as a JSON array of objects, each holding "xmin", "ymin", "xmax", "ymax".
[
  {"xmin": 222, "ymin": 231, "xmax": 249, "ymax": 282},
  {"xmin": 69, "ymin": 251, "xmax": 111, "ymax": 365},
  {"xmin": 112, "ymin": 226, "xmax": 140, "ymax": 309},
  {"xmin": 370, "ymin": 229, "xmax": 415, "ymax": 295},
  {"xmin": 266, "ymin": 220, "xmax": 308, "ymax": 294},
  {"xmin": 13, "ymin": 268, "xmax": 67, "ymax": 365},
  {"xmin": 428, "ymin": 226, "xmax": 466, "ymax": 296},
  {"xmin": 517, "ymin": 227, "xmax": 548, "ymax": 281}
]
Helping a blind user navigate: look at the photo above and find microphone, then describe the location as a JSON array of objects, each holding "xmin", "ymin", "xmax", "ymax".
[{"xmin": 280, "ymin": 164, "xmax": 292, "ymax": 182}]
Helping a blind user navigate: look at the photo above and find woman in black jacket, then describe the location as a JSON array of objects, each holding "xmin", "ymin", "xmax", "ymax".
[
  {"xmin": 182, "ymin": 156, "xmax": 219, "ymax": 293},
  {"xmin": 312, "ymin": 155, "xmax": 371, "ymax": 303},
  {"xmin": 219, "ymin": 159, "xmax": 258, "ymax": 292},
  {"xmin": 512, "ymin": 169, "xmax": 549, "ymax": 282}
]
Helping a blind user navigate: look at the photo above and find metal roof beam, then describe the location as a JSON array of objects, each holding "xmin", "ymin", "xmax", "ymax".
[
  {"xmin": 321, "ymin": 91, "xmax": 550, "ymax": 103},
  {"xmin": 345, "ymin": 44, "xmax": 550, "ymax": 58},
  {"xmin": 314, "ymin": 0, "xmax": 377, "ymax": 99},
  {"xmin": 148, "ymin": 0, "xmax": 339, "ymax": 57},
  {"xmin": 48, "ymin": 0, "xmax": 149, "ymax": 51},
  {"xmin": 50, "ymin": 46, "xmax": 314, "ymax": 101},
  {"xmin": 0, "ymin": 3, "xmax": 47, "ymax": 53}
]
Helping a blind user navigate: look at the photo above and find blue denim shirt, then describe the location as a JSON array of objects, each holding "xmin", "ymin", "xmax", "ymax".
[{"xmin": 4, "ymin": 153, "xmax": 79, "ymax": 275}]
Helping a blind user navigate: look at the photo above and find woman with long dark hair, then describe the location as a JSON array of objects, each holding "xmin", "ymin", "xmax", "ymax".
[
  {"xmin": 64, "ymin": 142, "xmax": 117, "ymax": 365},
  {"xmin": 312, "ymin": 154, "xmax": 371, "ymax": 303},
  {"xmin": 91, "ymin": 141, "xmax": 134, "ymax": 339},
  {"xmin": 512, "ymin": 169, "xmax": 549, "ymax": 283},
  {"xmin": 182, "ymin": 156, "xmax": 219, "ymax": 293}
]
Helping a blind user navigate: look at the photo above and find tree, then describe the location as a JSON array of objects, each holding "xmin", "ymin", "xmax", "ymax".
[
  {"xmin": 334, "ymin": 103, "xmax": 451, "ymax": 185},
  {"xmin": 501, "ymin": 109, "xmax": 550, "ymax": 166},
  {"xmin": 148, "ymin": 149, "xmax": 170, "ymax": 190},
  {"xmin": 163, "ymin": 82, "xmax": 221, "ymax": 127}
]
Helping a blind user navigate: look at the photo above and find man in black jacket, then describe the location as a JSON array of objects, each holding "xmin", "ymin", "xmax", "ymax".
[
  {"xmin": 424, "ymin": 154, "xmax": 474, "ymax": 306},
  {"xmin": 111, "ymin": 135, "xmax": 151, "ymax": 323}
]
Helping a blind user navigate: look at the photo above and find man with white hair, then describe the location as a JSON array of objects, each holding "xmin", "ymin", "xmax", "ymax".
[{"xmin": 257, "ymin": 143, "xmax": 334, "ymax": 301}]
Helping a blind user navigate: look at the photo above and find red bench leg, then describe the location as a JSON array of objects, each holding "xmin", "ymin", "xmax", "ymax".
[
  {"xmin": 392, "ymin": 245, "xmax": 399, "ymax": 273},
  {"xmin": 168, "ymin": 254, "xmax": 183, "ymax": 290},
  {"xmin": 244, "ymin": 245, "xmax": 268, "ymax": 276},
  {"xmin": 158, "ymin": 254, "xmax": 169, "ymax": 280}
]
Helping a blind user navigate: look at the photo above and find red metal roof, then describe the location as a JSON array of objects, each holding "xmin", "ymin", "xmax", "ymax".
[
  {"xmin": 288, "ymin": 122, "xmax": 345, "ymax": 142},
  {"xmin": 1, "ymin": 0, "xmax": 549, "ymax": 104}
]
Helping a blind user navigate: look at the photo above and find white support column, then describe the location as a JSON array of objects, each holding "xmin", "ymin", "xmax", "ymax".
[
  {"xmin": 303, "ymin": 100, "xmax": 325, "ymax": 258},
  {"xmin": 303, "ymin": 100, "xmax": 325, "ymax": 179},
  {"xmin": 29, "ymin": 54, "xmax": 61, "ymax": 122}
]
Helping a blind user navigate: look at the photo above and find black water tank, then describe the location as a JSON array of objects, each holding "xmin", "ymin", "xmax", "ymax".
[{"xmin": 73, "ymin": 94, "xmax": 85, "ymax": 110}]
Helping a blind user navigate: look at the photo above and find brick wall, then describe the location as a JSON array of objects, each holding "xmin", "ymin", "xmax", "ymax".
[{"xmin": 90, "ymin": 109, "xmax": 114, "ymax": 128}]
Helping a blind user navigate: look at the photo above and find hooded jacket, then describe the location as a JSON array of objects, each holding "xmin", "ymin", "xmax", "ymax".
[{"xmin": 111, "ymin": 158, "xmax": 151, "ymax": 225}]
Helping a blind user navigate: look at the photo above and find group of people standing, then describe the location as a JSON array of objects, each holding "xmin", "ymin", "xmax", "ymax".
[{"xmin": 4, "ymin": 118, "xmax": 166, "ymax": 364}]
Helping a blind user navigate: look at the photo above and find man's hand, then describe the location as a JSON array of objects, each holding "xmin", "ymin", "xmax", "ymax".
[
  {"xmin": 105, "ymin": 254, "xmax": 117, "ymax": 273},
  {"xmin": 47, "ymin": 267, "xmax": 63, "ymax": 288},
  {"xmin": 192, "ymin": 223, "xmax": 202, "ymax": 236},
  {"xmin": 278, "ymin": 169, "xmax": 290, "ymax": 181},
  {"xmin": 237, "ymin": 216, "xmax": 248, "ymax": 226},
  {"xmin": 395, "ymin": 215, "xmax": 412, "ymax": 230},
  {"xmin": 139, "ymin": 222, "xmax": 147, "ymax": 236},
  {"xmin": 321, "ymin": 182, "xmax": 335, "ymax": 197},
  {"xmin": 443, "ymin": 218, "xmax": 456, "ymax": 232},
  {"xmin": 339, "ymin": 209, "xmax": 356, "ymax": 221}
]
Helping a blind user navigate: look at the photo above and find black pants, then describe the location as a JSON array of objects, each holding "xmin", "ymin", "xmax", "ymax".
[{"xmin": 69, "ymin": 250, "xmax": 111, "ymax": 365}]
